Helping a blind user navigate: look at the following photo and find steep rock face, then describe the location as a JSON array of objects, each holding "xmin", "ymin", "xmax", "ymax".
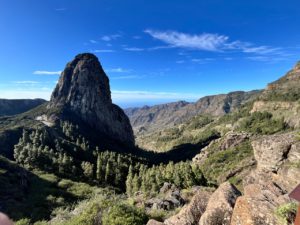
[
  {"xmin": 265, "ymin": 61, "xmax": 300, "ymax": 93},
  {"xmin": 125, "ymin": 91, "xmax": 261, "ymax": 136},
  {"xmin": 252, "ymin": 61, "xmax": 300, "ymax": 128},
  {"xmin": 47, "ymin": 53, "xmax": 134, "ymax": 146}
]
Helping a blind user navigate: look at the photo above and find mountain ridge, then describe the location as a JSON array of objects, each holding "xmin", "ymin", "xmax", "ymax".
[
  {"xmin": 0, "ymin": 98, "xmax": 46, "ymax": 117},
  {"xmin": 125, "ymin": 90, "xmax": 261, "ymax": 136}
]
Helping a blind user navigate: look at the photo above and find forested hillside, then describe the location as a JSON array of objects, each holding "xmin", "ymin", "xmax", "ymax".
[{"xmin": 0, "ymin": 55, "xmax": 299, "ymax": 225}]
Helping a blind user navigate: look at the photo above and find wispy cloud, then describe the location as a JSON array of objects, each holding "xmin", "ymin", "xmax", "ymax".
[
  {"xmin": 112, "ymin": 90, "xmax": 200, "ymax": 100},
  {"xmin": 124, "ymin": 47, "xmax": 144, "ymax": 52},
  {"xmin": 133, "ymin": 36, "xmax": 142, "ymax": 39},
  {"xmin": 89, "ymin": 39, "xmax": 98, "ymax": 44},
  {"xmin": 191, "ymin": 58, "xmax": 214, "ymax": 64},
  {"xmin": 247, "ymin": 56, "xmax": 286, "ymax": 63},
  {"xmin": 33, "ymin": 71, "xmax": 61, "ymax": 75},
  {"xmin": 111, "ymin": 75, "xmax": 145, "ymax": 80},
  {"xmin": 145, "ymin": 29, "xmax": 228, "ymax": 52},
  {"xmin": 106, "ymin": 68, "xmax": 132, "ymax": 73},
  {"xmin": 225, "ymin": 41, "xmax": 282, "ymax": 55},
  {"xmin": 176, "ymin": 60, "xmax": 185, "ymax": 64},
  {"xmin": 101, "ymin": 34, "xmax": 122, "ymax": 42},
  {"xmin": 55, "ymin": 8, "xmax": 66, "ymax": 11},
  {"xmin": 93, "ymin": 49, "xmax": 115, "ymax": 53},
  {"xmin": 0, "ymin": 90, "xmax": 51, "ymax": 100},
  {"xmin": 144, "ymin": 29, "xmax": 285, "ymax": 58},
  {"xmin": 14, "ymin": 81, "xmax": 40, "ymax": 84}
]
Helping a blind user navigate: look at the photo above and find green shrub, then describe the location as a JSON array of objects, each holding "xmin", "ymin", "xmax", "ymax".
[
  {"xmin": 239, "ymin": 112, "xmax": 287, "ymax": 135},
  {"xmin": 200, "ymin": 141, "xmax": 253, "ymax": 184},
  {"xmin": 275, "ymin": 202, "xmax": 297, "ymax": 225},
  {"xmin": 62, "ymin": 202, "xmax": 101, "ymax": 225},
  {"xmin": 102, "ymin": 203, "xmax": 148, "ymax": 225},
  {"xmin": 15, "ymin": 218, "xmax": 31, "ymax": 225}
]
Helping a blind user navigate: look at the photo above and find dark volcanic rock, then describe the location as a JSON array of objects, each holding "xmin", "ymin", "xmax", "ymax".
[{"xmin": 48, "ymin": 53, "xmax": 134, "ymax": 146}]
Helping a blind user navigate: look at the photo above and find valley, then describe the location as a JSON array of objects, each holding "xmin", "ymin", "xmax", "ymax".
[{"xmin": 0, "ymin": 54, "xmax": 299, "ymax": 225}]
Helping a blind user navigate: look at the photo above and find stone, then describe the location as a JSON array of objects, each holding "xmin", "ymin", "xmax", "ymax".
[
  {"xmin": 199, "ymin": 182, "xmax": 241, "ymax": 225},
  {"xmin": 164, "ymin": 190, "xmax": 211, "ymax": 225},
  {"xmin": 147, "ymin": 219, "xmax": 164, "ymax": 225},
  {"xmin": 251, "ymin": 133, "xmax": 295, "ymax": 172},
  {"xmin": 220, "ymin": 132, "xmax": 250, "ymax": 151}
]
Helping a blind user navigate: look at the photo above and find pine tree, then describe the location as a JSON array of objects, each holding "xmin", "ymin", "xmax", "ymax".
[
  {"xmin": 105, "ymin": 161, "xmax": 111, "ymax": 183},
  {"xmin": 126, "ymin": 165, "xmax": 133, "ymax": 196},
  {"xmin": 96, "ymin": 153, "xmax": 103, "ymax": 182},
  {"xmin": 81, "ymin": 161, "xmax": 94, "ymax": 179}
]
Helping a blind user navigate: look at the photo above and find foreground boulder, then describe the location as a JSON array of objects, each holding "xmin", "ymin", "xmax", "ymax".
[
  {"xmin": 231, "ymin": 132, "xmax": 300, "ymax": 225},
  {"xmin": 147, "ymin": 220, "xmax": 164, "ymax": 225},
  {"xmin": 164, "ymin": 190, "xmax": 211, "ymax": 225},
  {"xmin": 199, "ymin": 182, "xmax": 241, "ymax": 225}
]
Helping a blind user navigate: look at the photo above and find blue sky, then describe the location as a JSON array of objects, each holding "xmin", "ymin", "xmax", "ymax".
[{"xmin": 1, "ymin": 0, "xmax": 300, "ymax": 107}]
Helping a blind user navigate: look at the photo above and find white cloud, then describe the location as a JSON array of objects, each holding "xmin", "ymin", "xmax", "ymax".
[
  {"xmin": 111, "ymin": 75, "xmax": 145, "ymax": 80},
  {"xmin": 176, "ymin": 60, "xmax": 185, "ymax": 64},
  {"xmin": 101, "ymin": 34, "xmax": 122, "ymax": 42},
  {"xmin": 124, "ymin": 47, "xmax": 144, "ymax": 52},
  {"xmin": 111, "ymin": 90, "xmax": 200, "ymax": 101},
  {"xmin": 144, "ymin": 29, "xmax": 284, "ymax": 57},
  {"xmin": 14, "ymin": 81, "xmax": 40, "ymax": 84},
  {"xmin": 247, "ymin": 56, "xmax": 286, "ymax": 62},
  {"xmin": 106, "ymin": 68, "xmax": 131, "ymax": 73},
  {"xmin": 133, "ymin": 36, "xmax": 141, "ymax": 39},
  {"xmin": 0, "ymin": 90, "xmax": 51, "ymax": 100},
  {"xmin": 145, "ymin": 29, "xmax": 228, "ymax": 51},
  {"xmin": 93, "ymin": 49, "xmax": 115, "ymax": 53},
  {"xmin": 33, "ymin": 71, "xmax": 61, "ymax": 75},
  {"xmin": 55, "ymin": 8, "xmax": 66, "ymax": 11},
  {"xmin": 191, "ymin": 58, "xmax": 214, "ymax": 64},
  {"xmin": 89, "ymin": 39, "xmax": 98, "ymax": 44}
]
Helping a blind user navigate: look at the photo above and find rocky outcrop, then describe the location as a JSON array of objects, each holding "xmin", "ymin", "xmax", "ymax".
[
  {"xmin": 251, "ymin": 133, "xmax": 295, "ymax": 172},
  {"xmin": 126, "ymin": 91, "xmax": 261, "ymax": 136},
  {"xmin": 164, "ymin": 190, "xmax": 211, "ymax": 225},
  {"xmin": 145, "ymin": 183, "xmax": 184, "ymax": 211},
  {"xmin": 147, "ymin": 220, "xmax": 164, "ymax": 225},
  {"xmin": 199, "ymin": 182, "xmax": 241, "ymax": 225},
  {"xmin": 47, "ymin": 53, "xmax": 134, "ymax": 146},
  {"xmin": 193, "ymin": 132, "xmax": 250, "ymax": 165},
  {"xmin": 220, "ymin": 132, "xmax": 250, "ymax": 151},
  {"xmin": 230, "ymin": 132, "xmax": 300, "ymax": 225},
  {"xmin": 251, "ymin": 100, "xmax": 300, "ymax": 128},
  {"xmin": 0, "ymin": 99, "xmax": 46, "ymax": 117}
]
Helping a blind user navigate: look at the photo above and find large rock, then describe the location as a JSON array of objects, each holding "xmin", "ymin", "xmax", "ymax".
[
  {"xmin": 230, "ymin": 183, "xmax": 289, "ymax": 225},
  {"xmin": 145, "ymin": 183, "xmax": 184, "ymax": 211},
  {"xmin": 193, "ymin": 132, "xmax": 250, "ymax": 165},
  {"xmin": 251, "ymin": 133, "xmax": 295, "ymax": 172},
  {"xmin": 220, "ymin": 132, "xmax": 250, "ymax": 151},
  {"xmin": 231, "ymin": 132, "xmax": 300, "ymax": 225},
  {"xmin": 199, "ymin": 182, "xmax": 241, "ymax": 225},
  {"xmin": 47, "ymin": 53, "xmax": 134, "ymax": 146},
  {"xmin": 147, "ymin": 219, "xmax": 164, "ymax": 225},
  {"xmin": 164, "ymin": 190, "xmax": 211, "ymax": 225}
]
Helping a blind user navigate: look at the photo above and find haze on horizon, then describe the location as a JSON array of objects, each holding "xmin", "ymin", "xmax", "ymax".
[{"xmin": 1, "ymin": 0, "xmax": 300, "ymax": 107}]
